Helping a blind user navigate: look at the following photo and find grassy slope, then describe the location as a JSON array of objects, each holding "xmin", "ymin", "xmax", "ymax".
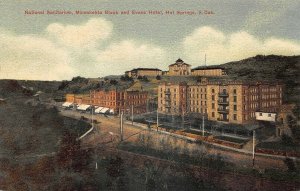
[{"xmin": 221, "ymin": 55, "xmax": 300, "ymax": 104}]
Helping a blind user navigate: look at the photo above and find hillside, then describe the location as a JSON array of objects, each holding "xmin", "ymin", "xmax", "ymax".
[
  {"xmin": 222, "ymin": 55, "xmax": 300, "ymax": 81},
  {"xmin": 220, "ymin": 55, "xmax": 300, "ymax": 104}
]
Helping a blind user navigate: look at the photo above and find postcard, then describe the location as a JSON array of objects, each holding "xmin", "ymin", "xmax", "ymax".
[{"xmin": 0, "ymin": 1, "xmax": 299, "ymax": 190}]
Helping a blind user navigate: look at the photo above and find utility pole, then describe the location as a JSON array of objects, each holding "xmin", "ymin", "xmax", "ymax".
[
  {"xmin": 90, "ymin": 91, "xmax": 94, "ymax": 129},
  {"xmin": 182, "ymin": 111, "xmax": 184, "ymax": 129},
  {"xmin": 91, "ymin": 91, "xmax": 97, "ymax": 170},
  {"xmin": 120, "ymin": 111, "xmax": 124, "ymax": 141},
  {"xmin": 156, "ymin": 109, "xmax": 159, "ymax": 132},
  {"xmin": 202, "ymin": 115, "xmax": 205, "ymax": 136},
  {"xmin": 252, "ymin": 130, "xmax": 255, "ymax": 167},
  {"xmin": 131, "ymin": 105, "xmax": 134, "ymax": 125},
  {"xmin": 146, "ymin": 98, "xmax": 149, "ymax": 113}
]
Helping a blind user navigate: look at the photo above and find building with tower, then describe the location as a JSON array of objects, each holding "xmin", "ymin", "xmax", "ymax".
[{"xmin": 167, "ymin": 58, "xmax": 191, "ymax": 76}]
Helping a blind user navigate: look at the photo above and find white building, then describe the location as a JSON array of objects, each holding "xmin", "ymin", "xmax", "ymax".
[{"xmin": 255, "ymin": 112, "xmax": 277, "ymax": 122}]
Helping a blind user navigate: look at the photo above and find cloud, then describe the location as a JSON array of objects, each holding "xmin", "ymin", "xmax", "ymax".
[
  {"xmin": 243, "ymin": 0, "xmax": 299, "ymax": 31},
  {"xmin": 0, "ymin": 30, "xmax": 75, "ymax": 80},
  {"xmin": 183, "ymin": 26, "xmax": 300, "ymax": 65},
  {"xmin": 46, "ymin": 18, "xmax": 112, "ymax": 49},
  {"xmin": 95, "ymin": 40, "xmax": 167, "ymax": 76},
  {"xmin": 0, "ymin": 18, "xmax": 168, "ymax": 80}
]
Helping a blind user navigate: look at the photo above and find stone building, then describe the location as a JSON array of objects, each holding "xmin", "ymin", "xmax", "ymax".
[
  {"xmin": 167, "ymin": 59, "xmax": 191, "ymax": 76},
  {"xmin": 158, "ymin": 80, "xmax": 283, "ymax": 125},
  {"xmin": 157, "ymin": 82, "xmax": 187, "ymax": 115},
  {"xmin": 125, "ymin": 68, "xmax": 162, "ymax": 78},
  {"xmin": 66, "ymin": 89, "xmax": 148, "ymax": 114},
  {"xmin": 191, "ymin": 66, "xmax": 226, "ymax": 76}
]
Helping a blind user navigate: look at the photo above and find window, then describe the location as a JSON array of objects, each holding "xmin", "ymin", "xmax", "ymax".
[
  {"xmin": 234, "ymin": 96, "xmax": 237, "ymax": 102},
  {"xmin": 212, "ymin": 112, "xmax": 215, "ymax": 117},
  {"xmin": 234, "ymin": 105, "xmax": 237, "ymax": 111},
  {"xmin": 212, "ymin": 95, "xmax": 215, "ymax": 101},
  {"xmin": 212, "ymin": 89, "xmax": 215, "ymax": 93},
  {"xmin": 233, "ymin": 89, "xmax": 237, "ymax": 94},
  {"xmin": 268, "ymin": 113, "xmax": 271, "ymax": 117},
  {"xmin": 212, "ymin": 103, "xmax": 215, "ymax": 109},
  {"xmin": 259, "ymin": 113, "xmax": 262, "ymax": 116},
  {"xmin": 233, "ymin": 114, "xmax": 237, "ymax": 120}
]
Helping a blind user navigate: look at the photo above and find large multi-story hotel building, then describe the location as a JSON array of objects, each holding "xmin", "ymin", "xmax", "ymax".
[
  {"xmin": 158, "ymin": 82, "xmax": 188, "ymax": 115},
  {"xmin": 158, "ymin": 80, "xmax": 283, "ymax": 124},
  {"xmin": 66, "ymin": 90, "xmax": 148, "ymax": 114}
]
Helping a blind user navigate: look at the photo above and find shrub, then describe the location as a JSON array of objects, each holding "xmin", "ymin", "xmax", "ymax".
[{"xmin": 109, "ymin": 79, "xmax": 118, "ymax": 85}]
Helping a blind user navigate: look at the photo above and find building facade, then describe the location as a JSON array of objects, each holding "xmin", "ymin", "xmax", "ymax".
[
  {"xmin": 158, "ymin": 81, "xmax": 283, "ymax": 124},
  {"xmin": 191, "ymin": 66, "xmax": 226, "ymax": 76},
  {"xmin": 158, "ymin": 82, "xmax": 187, "ymax": 115},
  {"xmin": 168, "ymin": 59, "xmax": 191, "ymax": 76},
  {"xmin": 125, "ymin": 68, "xmax": 162, "ymax": 77},
  {"xmin": 66, "ymin": 90, "xmax": 148, "ymax": 114}
]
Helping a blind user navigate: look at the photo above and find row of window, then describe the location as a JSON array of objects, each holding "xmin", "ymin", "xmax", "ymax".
[
  {"xmin": 189, "ymin": 107, "xmax": 207, "ymax": 113},
  {"xmin": 189, "ymin": 100, "xmax": 207, "ymax": 106},
  {"xmin": 189, "ymin": 94, "xmax": 207, "ymax": 99},
  {"xmin": 261, "ymin": 94, "xmax": 280, "ymax": 99},
  {"xmin": 211, "ymin": 89, "xmax": 237, "ymax": 94},
  {"xmin": 211, "ymin": 113, "xmax": 238, "ymax": 120},
  {"xmin": 262, "ymin": 101, "xmax": 280, "ymax": 107},
  {"xmin": 93, "ymin": 96, "xmax": 116, "ymax": 100},
  {"xmin": 261, "ymin": 87, "xmax": 280, "ymax": 92},
  {"xmin": 189, "ymin": 87, "xmax": 207, "ymax": 92},
  {"xmin": 258, "ymin": 112, "xmax": 273, "ymax": 117},
  {"xmin": 248, "ymin": 88, "xmax": 258, "ymax": 93}
]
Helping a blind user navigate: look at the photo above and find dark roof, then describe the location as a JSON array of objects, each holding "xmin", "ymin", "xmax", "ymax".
[
  {"xmin": 131, "ymin": 68, "xmax": 162, "ymax": 71},
  {"xmin": 176, "ymin": 58, "xmax": 183, "ymax": 62},
  {"xmin": 192, "ymin": 65, "xmax": 225, "ymax": 71},
  {"xmin": 169, "ymin": 58, "xmax": 191, "ymax": 66}
]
